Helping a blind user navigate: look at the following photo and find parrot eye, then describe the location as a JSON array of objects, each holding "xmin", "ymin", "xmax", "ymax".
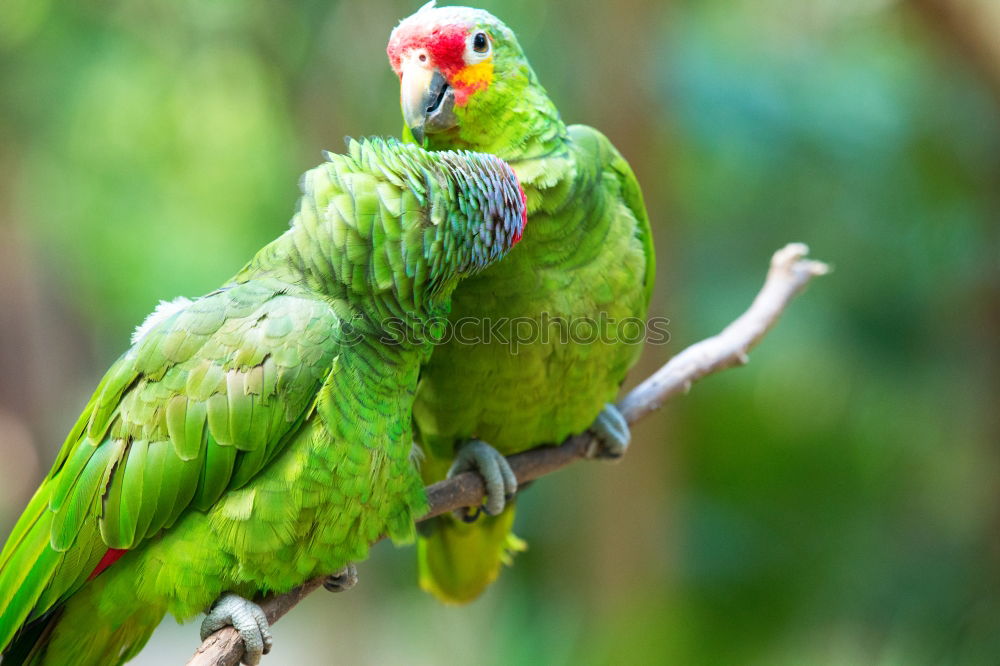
[{"xmin": 472, "ymin": 32, "xmax": 489, "ymax": 54}]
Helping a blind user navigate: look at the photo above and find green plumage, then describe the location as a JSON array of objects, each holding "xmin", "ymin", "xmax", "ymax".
[
  {"xmin": 389, "ymin": 7, "xmax": 656, "ymax": 602},
  {"xmin": 0, "ymin": 138, "xmax": 525, "ymax": 664}
]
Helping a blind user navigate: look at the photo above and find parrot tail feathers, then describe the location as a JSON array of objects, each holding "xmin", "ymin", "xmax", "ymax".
[
  {"xmin": 2, "ymin": 566, "xmax": 163, "ymax": 666},
  {"xmin": 0, "ymin": 488, "xmax": 62, "ymax": 655},
  {"xmin": 417, "ymin": 503, "xmax": 525, "ymax": 604},
  {"xmin": 1, "ymin": 609, "xmax": 62, "ymax": 666},
  {"xmin": 0, "ymin": 485, "xmax": 112, "ymax": 662}
]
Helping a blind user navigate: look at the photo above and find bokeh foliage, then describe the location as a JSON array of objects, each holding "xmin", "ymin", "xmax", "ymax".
[{"xmin": 1, "ymin": 0, "xmax": 998, "ymax": 664}]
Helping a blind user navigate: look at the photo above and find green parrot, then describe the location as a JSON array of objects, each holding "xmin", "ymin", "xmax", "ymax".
[
  {"xmin": 0, "ymin": 138, "xmax": 527, "ymax": 665},
  {"xmin": 387, "ymin": 4, "xmax": 656, "ymax": 603}
]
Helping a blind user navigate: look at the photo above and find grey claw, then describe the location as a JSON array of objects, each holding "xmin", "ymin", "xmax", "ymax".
[
  {"xmin": 324, "ymin": 563, "xmax": 358, "ymax": 592},
  {"xmin": 588, "ymin": 403, "xmax": 630, "ymax": 460},
  {"xmin": 448, "ymin": 439, "xmax": 517, "ymax": 516},
  {"xmin": 200, "ymin": 593, "xmax": 272, "ymax": 665}
]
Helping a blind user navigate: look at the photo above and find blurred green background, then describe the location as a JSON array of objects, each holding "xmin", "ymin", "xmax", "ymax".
[{"xmin": 2, "ymin": 0, "xmax": 999, "ymax": 664}]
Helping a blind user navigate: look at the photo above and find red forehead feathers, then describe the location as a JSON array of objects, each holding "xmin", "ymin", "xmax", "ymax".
[{"xmin": 388, "ymin": 22, "xmax": 471, "ymax": 78}]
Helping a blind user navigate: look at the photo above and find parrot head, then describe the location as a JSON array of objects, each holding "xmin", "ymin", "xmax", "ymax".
[
  {"xmin": 387, "ymin": 3, "xmax": 537, "ymax": 153},
  {"xmin": 425, "ymin": 147, "xmax": 528, "ymax": 280},
  {"xmin": 406, "ymin": 141, "xmax": 528, "ymax": 309},
  {"xmin": 333, "ymin": 139, "xmax": 525, "ymax": 319},
  {"xmin": 346, "ymin": 139, "xmax": 527, "ymax": 292}
]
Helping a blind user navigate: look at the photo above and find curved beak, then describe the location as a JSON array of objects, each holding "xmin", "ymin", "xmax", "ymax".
[{"xmin": 400, "ymin": 55, "xmax": 457, "ymax": 144}]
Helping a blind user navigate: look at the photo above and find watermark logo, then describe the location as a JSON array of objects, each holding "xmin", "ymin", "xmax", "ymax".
[{"xmin": 343, "ymin": 312, "xmax": 671, "ymax": 352}]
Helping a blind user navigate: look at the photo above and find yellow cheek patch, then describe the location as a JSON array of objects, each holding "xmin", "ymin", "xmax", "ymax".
[{"xmin": 452, "ymin": 59, "xmax": 493, "ymax": 103}]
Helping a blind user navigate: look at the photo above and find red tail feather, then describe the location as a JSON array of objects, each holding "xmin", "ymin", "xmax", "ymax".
[{"xmin": 87, "ymin": 548, "xmax": 128, "ymax": 581}]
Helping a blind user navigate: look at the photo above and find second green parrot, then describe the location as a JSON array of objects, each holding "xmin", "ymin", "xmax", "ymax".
[{"xmin": 387, "ymin": 4, "xmax": 656, "ymax": 603}]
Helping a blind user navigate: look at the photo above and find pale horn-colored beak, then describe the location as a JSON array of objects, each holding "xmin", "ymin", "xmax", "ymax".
[{"xmin": 399, "ymin": 52, "xmax": 456, "ymax": 144}]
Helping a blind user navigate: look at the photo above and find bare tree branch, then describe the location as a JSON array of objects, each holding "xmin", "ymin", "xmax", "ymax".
[{"xmin": 188, "ymin": 243, "xmax": 829, "ymax": 666}]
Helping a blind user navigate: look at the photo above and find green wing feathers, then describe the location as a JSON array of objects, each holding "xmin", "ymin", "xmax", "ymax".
[
  {"xmin": 608, "ymin": 145, "xmax": 656, "ymax": 307},
  {"xmin": 569, "ymin": 124, "xmax": 656, "ymax": 308},
  {"xmin": 0, "ymin": 281, "xmax": 340, "ymax": 651}
]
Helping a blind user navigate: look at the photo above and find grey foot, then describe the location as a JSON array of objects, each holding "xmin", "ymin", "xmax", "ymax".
[
  {"xmin": 448, "ymin": 439, "xmax": 517, "ymax": 517},
  {"xmin": 324, "ymin": 563, "xmax": 358, "ymax": 592},
  {"xmin": 587, "ymin": 403, "xmax": 630, "ymax": 460},
  {"xmin": 200, "ymin": 593, "xmax": 272, "ymax": 666}
]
